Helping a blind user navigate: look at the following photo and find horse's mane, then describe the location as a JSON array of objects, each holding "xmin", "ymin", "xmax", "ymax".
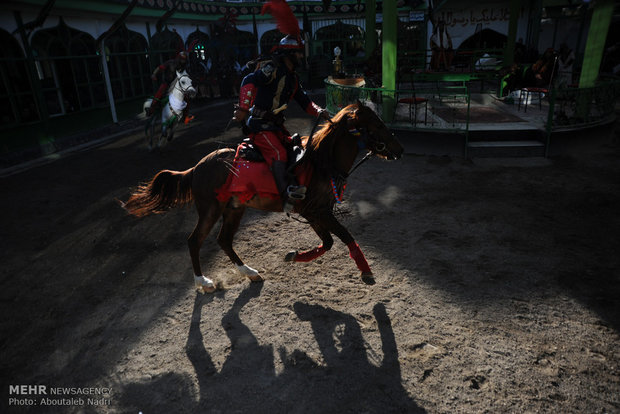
[{"xmin": 306, "ymin": 103, "xmax": 358, "ymax": 155}]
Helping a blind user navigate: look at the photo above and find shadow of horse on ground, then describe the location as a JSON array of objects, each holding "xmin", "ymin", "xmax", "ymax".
[{"xmin": 117, "ymin": 285, "xmax": 424, "ymax": 413}]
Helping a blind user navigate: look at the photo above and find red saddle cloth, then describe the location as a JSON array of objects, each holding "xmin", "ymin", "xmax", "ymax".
[{"xmin": 215, "ymin": 143, "xmax": 311, "ymax": 204}]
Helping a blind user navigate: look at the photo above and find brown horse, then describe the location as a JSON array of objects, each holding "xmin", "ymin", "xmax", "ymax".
[{"xmin": 121, "ymin": 101, "xmax": 404, "ymax": 293}]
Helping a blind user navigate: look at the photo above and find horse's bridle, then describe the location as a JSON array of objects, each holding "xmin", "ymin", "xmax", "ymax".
[
  {"xmin": 173, "ymin": 74, "xmax": 193, "ymax": 96},
  {"xmin": 350, "ymin": 126, "xmax": 387, "ymax": 154},
  {"xmin": 345, "ymin": 117, "xmax": 399, "ymax": 176},
  {"xmin": 306, "ymin": 112, "xmax": 395, "ymax": 179},
  {"xmin": 167, "ymin": 74, "xmax": 195, "ymax": 118}
]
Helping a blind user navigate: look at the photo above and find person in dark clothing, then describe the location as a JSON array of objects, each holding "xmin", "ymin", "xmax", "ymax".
[{"xmin": 529, "ymin": 48, "xmax": 558, "ymax": 88}]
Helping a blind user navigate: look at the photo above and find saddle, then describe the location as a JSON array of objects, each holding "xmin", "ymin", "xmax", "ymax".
[
  {"xmin": 237, "ymin": 134, "xmax": 306, "ymax": 171},
  {"xmin": 215, "ymin": 134, "xmax": 310, "ymax": 204}
]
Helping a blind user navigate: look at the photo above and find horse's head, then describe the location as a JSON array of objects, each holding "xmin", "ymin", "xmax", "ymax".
[
  {"xmin": 344, "ymin": 101, "xmax": 403, "ymax": 160},
  {"xmin": 176, "ymin": 70, "xmax": 197, "ymax": 99}
]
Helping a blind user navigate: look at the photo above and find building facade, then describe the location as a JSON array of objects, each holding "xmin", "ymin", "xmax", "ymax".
[{"xmin": 0, "ymin": 0, "xmax": 614, "ymax": 160}]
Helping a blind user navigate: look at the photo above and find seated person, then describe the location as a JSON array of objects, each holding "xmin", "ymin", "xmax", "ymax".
[{"xmin": 528, "ymin": 48, "xmax": 558, "ymax": 88}]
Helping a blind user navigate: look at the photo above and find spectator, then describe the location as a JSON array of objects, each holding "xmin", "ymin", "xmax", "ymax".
[
  {"xmin": 557, "ymin": 43, "xmax": 575, "ymax": 87},
  {"xmin": 430, "ymin": 20, "xmax": 453, "ymax": 71}
]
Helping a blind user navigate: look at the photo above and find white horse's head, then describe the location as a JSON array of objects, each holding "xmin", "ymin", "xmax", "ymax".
[{"xmin": 175, "ymin": 70, "xmax": 197, "ymax": 99}]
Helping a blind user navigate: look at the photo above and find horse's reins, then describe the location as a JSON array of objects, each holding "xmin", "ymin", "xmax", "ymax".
[
  {"xmin": 306, "ymin": 113, "xmax": 327, "ymax": 151},
  {"xmin": 174, "ymin": 75, "xmax": 192, "ymax": 95},
  {"xmin": 293, "ymin": 111, "xmax": 392, "ymax": 215},
  {"xmin": 347, "ymin": 149, "xmax": 373, "ymax": 177}
]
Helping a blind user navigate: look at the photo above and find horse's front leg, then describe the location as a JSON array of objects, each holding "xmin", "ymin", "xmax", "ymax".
[
  {"xmin": 289, "ymin": 213, "xmax": 374, "ymax": 285},
  {"xmin": 285, "ymin": 221, "xmax": 333, "ymax": 262}
]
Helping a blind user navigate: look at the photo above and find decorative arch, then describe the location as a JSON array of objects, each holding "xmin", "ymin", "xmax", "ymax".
[
  {"xmin": 397, "ymin": 20, "xmax": 426, "ymax": 72},
  {"xmin": 232, "ymin": 29, "xmax": 258, "ymax": 64},
  {"xmin": 458, "ymin": 28, "xmax": 507, "ymax": 50},
  {"xmin": 260, "ymin": 29, "xmax": 283, "ymax": 55},
  {"xmin": 186, "ymin": 29, "xmax": 210, "ymax": 82},
  {"xmin": 0, "ymin": 28, "xmax": 39, "ymax": 126},
  {"xmin": 31, "ymin": 18, "xmax": 102, "ymax": 115},
  {"xmin": 186, "ymin": 29, "xmax": 209, "ymax": 60},
  {"xmin": 455, "ymin": 29, "xmax": 507, "ymax": 70},
  {"xmin": 209, "ymin": 27, "xmax": 257, "ymax": 98},
  {"xmin": 100, "ymin": 24, "xmax": 150, "ymax": 101},
  {"xmin": 150, "ymin": 27, "xmax": 184, "ymax": 66},
  {"xmin": 313, "ymin": 20, "xmax": 364, "ymax": 58}
]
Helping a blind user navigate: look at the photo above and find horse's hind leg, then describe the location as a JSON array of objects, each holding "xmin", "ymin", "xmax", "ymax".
[
  {"xmin": 188, "ymin": 201, "xmax": 223, "ymax": 293},
  {"xmin": 217, "ymin": 206, "xmax": 263, "ymax": 282},
  {"xmin": 167, "ymin": 124, "xmax": 175, "ymax": 142}
]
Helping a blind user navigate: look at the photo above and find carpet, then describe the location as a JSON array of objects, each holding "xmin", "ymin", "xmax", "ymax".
[{"xmin": 433, "ymin": 106, "xmax": 525, "ymax": 123}]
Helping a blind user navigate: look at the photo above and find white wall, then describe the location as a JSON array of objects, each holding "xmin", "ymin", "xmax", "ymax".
[{"xmin": 430, "ymin": 3, "xmax": 529, "ymax": 49}]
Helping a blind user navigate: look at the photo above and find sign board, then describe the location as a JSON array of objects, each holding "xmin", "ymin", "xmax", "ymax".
[{"xmin": 409, "ymin": 11, "xmax": 425, "ymax": 21}]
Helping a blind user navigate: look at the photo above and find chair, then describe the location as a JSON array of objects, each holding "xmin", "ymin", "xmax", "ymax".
[
  {"xmin": 517, "ymin": 86, "xmax": 547, "ymax": 112},
  {"xmin": 518, "ymin": 55, "xmax": 558, "ymax": 113},
  {"xmin": 397, "ymin": 71, "xmax": 428, "ymax": 125}
]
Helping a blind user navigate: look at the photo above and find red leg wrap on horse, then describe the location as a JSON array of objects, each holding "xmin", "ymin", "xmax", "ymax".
[
  {"xmin": 294, "ymin": 245, "xmax": 327, "ymax": 262},
  {"xmin": 347, "ymin": 241, "xmax": 371, "ymax": 274}
]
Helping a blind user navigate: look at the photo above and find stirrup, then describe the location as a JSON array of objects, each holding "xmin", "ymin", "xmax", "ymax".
[{"xmin": 287, "ymin": 185, "xmax": 306, "ymax": 200}]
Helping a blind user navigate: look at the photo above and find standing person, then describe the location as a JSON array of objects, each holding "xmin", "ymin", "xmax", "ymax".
[
  {"xmin": 232, "ymin": 0, "xmax": 328, "ymax": 213},
  {"xmin": 430, "ymin": 20, "xmax": 453, "ymax": 71},
  {"xmin": 148, "ymin": 51, "xmax": 189, "ymax": 116},
  {"xmin": 557, "ymin": 43, "xmax": 575, "ymax": 87}
]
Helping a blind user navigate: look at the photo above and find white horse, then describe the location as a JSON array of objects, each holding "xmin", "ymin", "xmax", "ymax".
[{"xmin": 143, "ymin": 70, "xmax": 197, "ymax": 151}]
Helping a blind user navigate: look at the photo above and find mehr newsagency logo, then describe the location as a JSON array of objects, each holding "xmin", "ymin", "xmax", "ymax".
[{"xmin": 9, "ymin": 385, "xmax": 112, "ymax": 407}]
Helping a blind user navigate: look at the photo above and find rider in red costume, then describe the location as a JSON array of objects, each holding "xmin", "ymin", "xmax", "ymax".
[{"xmin": 233, "ymin": 33, "xmax": 328, "ymax": 212}]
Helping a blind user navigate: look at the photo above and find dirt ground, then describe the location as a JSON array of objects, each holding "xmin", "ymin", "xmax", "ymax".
[{"xmin": 1, "ymin": 99, "xmax": 619, "ymax": 414}]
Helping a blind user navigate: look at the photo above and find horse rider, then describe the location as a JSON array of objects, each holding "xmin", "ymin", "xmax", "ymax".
[
  {"xmin": 147, "ymin": 51, "xmax": 193, "ymax": 122},
  {"xmin": 232, "ymin": 34, "xmax": 329, "ymax": 212}
]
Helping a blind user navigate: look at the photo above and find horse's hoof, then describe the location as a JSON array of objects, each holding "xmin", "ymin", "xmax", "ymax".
[
  {"xmin": 194, "ymin": 275, "xmax": 216, "ymax": 294},
  {"xmin": 196, "ymin": 285, "xmax": 216, "ymax": 294},
  {"xmin": 284, "ymin": 251, "xmax": 298, "ymax": 262},
  {"xmin": 361, "ymin": 272, "xmax": 375, "ymax": 285},
  {"xmin": 236, "ymin": 264, "xmax": 263, "ymax": 282},
  {"xmin": 248, "ymin": 274, "xmax": 264, "ymax": 283}
]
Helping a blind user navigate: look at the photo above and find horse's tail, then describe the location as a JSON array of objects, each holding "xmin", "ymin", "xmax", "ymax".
[{"xmin": 121, "ymin": 168, "xmax": 194, "ymax": 217}]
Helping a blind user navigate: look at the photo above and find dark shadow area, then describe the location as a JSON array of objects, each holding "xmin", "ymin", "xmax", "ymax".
[
  {"xmin": 118, "ymin": 285, "xmax": 424, "ymax": 413},
  {"xmin": 0, "ymin": 112, "xmax": 236, "ymax": 393},
  {"xmin": 344, "ymin": 121, "xmax": 620, "ymax": 332}
]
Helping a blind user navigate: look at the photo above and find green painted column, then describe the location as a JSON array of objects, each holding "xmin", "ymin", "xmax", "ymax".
[
  {"xmin": 504, "ymin": 0, "xmax": 520, "ymax": 66},
  {"xmin": 579, "ymin": 0, "xmax": 613, "ymax": 88},
  {"xmin": 365, "ymin": 0, "xmax": 377, "ymax": 58},
  {"xmin": 382, "ymin": 0, "xmax": 397, "ymax": 121}
]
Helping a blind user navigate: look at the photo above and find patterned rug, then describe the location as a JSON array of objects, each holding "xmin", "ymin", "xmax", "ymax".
[{"xmin": 433, "ymin": 106, "xmax": 525, "ymax": 123}]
